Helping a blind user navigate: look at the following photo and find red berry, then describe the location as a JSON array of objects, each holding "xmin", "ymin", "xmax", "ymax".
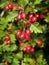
[
  {"xmin": 45, "ymin": 9, "xmax": 49, "ymax": 13},
  {"xmin": 3, "ymin": 39, "xmax": 11, "ymax": 45},
  {"xmin": 18, "ymin": 5, "xmax": 22, "ymax": 10},
  {"xmin": 31, "ymin": 16, "xmax": 37, "ymax": 22},
  {"xmin": 35, "ymin": 14, "xmax": 39, "ymax": 18},
  {"xmin": 19, "ymin": 40, "xmax": 24, "ymax": 46},
  {"xmin": 47, "ymin": 25, "xmax": 49, "ymax": 29},
  {"xmin": 8, "ymin": 2, "xmax": 13, "ymax": 9},
  {"xmin": 4, "ymin": 61, "xmax": 8, "ymax": 65},
  {"xmin": 28, "ymin": 14, "xmax": 33, "ymax": 19},
  {"xmin": 26, "ymin": 46, "xmax": 31, "ymax": 52},
  {"xmin": 4, "ymin": 5, "xmax": 9, "ymax": 11},
  {"xmin": 17, "ymin": 14, "xmax": 22, "ymax": 20},
  {"xmin": 40, "ymin": 14, "xmax": 44, "ymax": 19},
  {"xmin": 16, "ymin": 30, "xmax": 21, "ymax": 37},
  {"xmin": 37, "ymin": 39, "xmax": 42, "ymax": 46},
  {"xmin": 5, "ymin": 34, "xmax": 10, "ymax": 40},
  {"xmin": 25, "ymin": 34, "xmax": 31, "ymax": 40},
  {"xmin": 23, "ymin": 47, "xmax": 27, "ymax": 52},
  {"xmin": 20, "ymin": 32, "xmax": 25, "ymax": 39},
  {"xmin": 12, "ymin": 5, "xmax": 16, "ymax": 9},
  {"xmin": 26, "ymin": 29, "xmax": 31, "ymax": 35},
  {"xmin": 6, "ymin": 40, "xmax": 11, "ymax": 45},
  {"xmin": 30, "ymin": 47, "xmax": 35, "ymax": 53},
  {"xmin": 21, "ymin": 12, "xmax": 26, "ymax": 18}
]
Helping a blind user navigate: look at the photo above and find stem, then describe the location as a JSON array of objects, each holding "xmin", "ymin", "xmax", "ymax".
[{"xmin": 0, "ymin": 10, "xmax": 5, "ymax": 17}]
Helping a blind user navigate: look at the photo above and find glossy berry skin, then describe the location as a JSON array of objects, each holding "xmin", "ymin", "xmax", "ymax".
[
  {"xmin": 21, "ymin": 12, "xmax": 26, "ymax": 18},
  {"xmin": 3, "ymin": 39, "xmax": 11, "ymax": 45},
  {"xmin": 4, "ymin": 5, "xmax": 9, "ymax": 11},
  {"xmin": 37, "ymin": 39, "xmax": 42, "ymax": 46},
  {"xmin": 18, "ymin": 5, "xmax": 22, "ymax": 10},
  {"xmin": 20, "ymin": 32, "xmax": 25, "ymax": 39},
  {"xmin": 7, "ymin": 40, "xmax": 11, "ymax": 45},
  {"xmin": 8, "ymin": 2, "xmax": 13, "ymax": 9},
  {"xmin": 17, "ymin": 14, "xmax": 22, "ymax": 20},
  {"xmin": 28, "ymin": 14, "xmax": 33, "ymax": 19},
  {"xmin": 23, "ymin": 47, "xmax": 27, "ymax": 52},
  {"xmin": 25, "ymin": 34, "xmax": 31, "ymax": 40},
  {"xmin": 26, "ymin": 29, "xmax": 31, "ymax": 35},
  {"xmin": 5, "ymin": 34, "xmax": 10, "ymax": 40},
  {"xmin": 26, "ymin": 46, "xmax": 31, "ymax": 52},
  {"xmin": 31, "ymin": 16, "xmax": 37, "ymax": 22},
  {"xmin": 35, "ymin": 14, "xmax": 39, "ymax": 18},
  {"xmin": 30, "ymin": 47, "xmax": 35, "ymax": 53},
  {"xmin": 16, "ymin": 30, "xmax": 21, "ymax": 37}
]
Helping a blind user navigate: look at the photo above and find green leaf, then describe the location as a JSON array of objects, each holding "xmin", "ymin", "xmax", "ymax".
[
  {"xmin": 0, "ymin": 63, "xmax": 4, "ymax": 65},
  {"xmin": 24, "ymin": 58, "xmax": 35, "ymax": 64},
  {"xmin": 11, "ymin": 59, "xmax": 19, "ymax": 65},
  {"xmin": 34, "ymin": 0, "xmax": 42, "ymax": 5},
  {"xmin": 45, "ymin": 13, "xmax": 49, "ymax": 23},
  {"xmin": 0, "ymin": 1, "xmax": 9, "ymax": 8},
  {"xmin": 0, "ymin": 31, "xmax": 6, "ymax": 39},
  {"xmin": 15, "ymin": 52, "xmax": 22, "ymax": 59},
  {"xmin": 30, "ymin": 22, "xmax": 43, "ymax": 33},
  {"xmin": 10, "ymin": 34, "xmax": 16, "ymax": 43},
  {"xmin": 17, "ymin": 0, "xmax": 29, "ymax": 7}
]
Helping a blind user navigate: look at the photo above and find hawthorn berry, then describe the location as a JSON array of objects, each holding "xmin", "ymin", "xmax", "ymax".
[
  {"xmin": 20, "ymin": 32, "xmax": 25, "ymax": 39},
  {"xmin": 19, "ymin": 40, "xmax": 24, "ymax": 46},
  {"xmin": 3, "ymin": 39, "xmax": 11, "ymax": 45},
  {"xmin": 18, "ymin": 5, "xmax": 22, "ymax": 10},
  {"xmin": 45, "ymin": 9, "xmax": 48, "ymax": 13},
  {"xmin": 21, "ymin": 12, "xmax": 26, "ymax": 19},
  {"xmin": 25, "ymin": 33, "xmax": 31, "ymax": 40},
  {"xmin": 4, "ymin": 61, "xmax": 8, "ymax": 65},
  {"xmin": 17, "ymin": 14, "xmax": 22, "ymax": 20},
  {"xmin": 37, "ymin": 39, "xmax": 42, "ymax": 46},
  {"xmin": 30, "ymin": 47, "xmax": 35, "ymax": 53},
  {"xmin": 8, "ymin": 2, "xmax": 13, "ymax": 9},
  {"xmin": 16, "ymin": 30, "xmax": 21, "ymax": 37},
  {"xmin": 35, "ymin": 14, "xmax": 39, "ymax": 18},
  {"xmin": 28, "ymin": 13, "xmax": 33, "ymax": 19},
  {"xmin": 23, "ymin": 46, "xmax": 27, "ymax": 52},
  {"xmin": 26, "ymin": 46, "xmax": 31, "ymax": 52},
  {"xmin": 5, "ymin": 34, "xmax": 10, "ymax": 40},
  {"xmin": 40, "ymin": 14, "xmax": 44, "ymax": 19},
  {"xmin": 31, "ymin": 16, "xmax": 37, "ymax": 22},
  {"xmin": 26, "ymin": 29, "xmax": 31, "ymax": 35},
  {"xmin": 4, "ymin": 5, "xmax": 9, "ymax": 11},
  {"xmin": 6, "ymin": 40, "xmax": 11, "ymax": 45}
]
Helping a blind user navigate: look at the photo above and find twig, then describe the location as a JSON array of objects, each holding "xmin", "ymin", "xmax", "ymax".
[{"xmin": 0, "ymin": 10, "xmax": 5, "ymax": 17}]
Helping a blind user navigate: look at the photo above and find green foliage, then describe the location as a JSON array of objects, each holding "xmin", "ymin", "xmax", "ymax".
[{"xmin": 0, "ymin": 0, "xmax": 49, "ymax": 65}]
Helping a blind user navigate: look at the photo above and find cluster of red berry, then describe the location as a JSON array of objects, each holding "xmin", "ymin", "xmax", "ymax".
[
  {"xmin": 3, "ymin": 34, "xmax": 11, "ymax": 45},
  {"xmin": 23, "ymin": 45, "xmax": 35, "ymax": 53},
  {"xmin": 17, "ymin": 12, "xmax": 26, "ymax": 20},
  {"xmin": 17, "ymin": 12, "xmax": 44, "ymax": 23},
  {"xmin": 16, "ymin": 29, "xmax": 31, "ymax": 40},
  {"xmin": 4, "ymin": 2, "xmax": 16, "ymax": 11}
]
